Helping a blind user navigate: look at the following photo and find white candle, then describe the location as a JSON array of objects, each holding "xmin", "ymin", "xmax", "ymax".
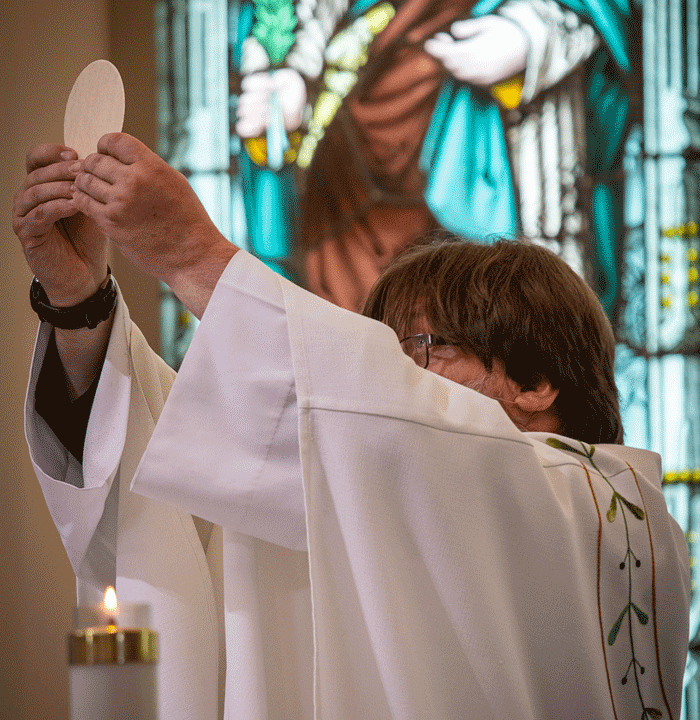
[{"xmin": 69, "ymin": 587, "xmax": 158, "ymax": 720}]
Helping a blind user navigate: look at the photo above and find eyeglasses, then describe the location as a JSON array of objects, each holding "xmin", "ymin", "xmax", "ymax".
[{"xmin": 399, "ymin": 333, "xmax": 449, "ymax": 369}]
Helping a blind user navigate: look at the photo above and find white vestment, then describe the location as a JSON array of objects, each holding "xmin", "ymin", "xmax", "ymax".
[{"xmin": 26, "ymin": 250, "xmax": 690, "ymax": 719}]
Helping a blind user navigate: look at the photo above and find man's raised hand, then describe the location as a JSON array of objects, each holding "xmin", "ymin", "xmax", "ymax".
[
  {"xmin": 12, "ymin": 144, "xmax": 108, "ymax": 306},
  {"xmin": 71, "ymin": 133, "xmax": 236, "ymax": 319}
]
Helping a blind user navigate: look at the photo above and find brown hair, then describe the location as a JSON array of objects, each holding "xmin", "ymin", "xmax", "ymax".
[{"xmin": 362, "ymin": 236, "xmax": 623, "ymax": 444}]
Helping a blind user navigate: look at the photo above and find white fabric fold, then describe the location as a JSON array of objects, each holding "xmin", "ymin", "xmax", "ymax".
[
  {"xmin": 497, "ymin": 0, "xmax": 600, "ymax": 103},
  {"xmin": 131, "ymin": 252, "xmax": 307, "ymax": 552}
]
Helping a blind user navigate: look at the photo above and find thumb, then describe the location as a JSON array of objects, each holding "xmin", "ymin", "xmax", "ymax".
[
  {"xmin": 450, "ymin": 16, "xmax": 494, "ymax": 40},
  {"xmin": 424, "ymin": 35, "xmax": 454, "ymax": 59},
  {"xmin": 96, "ymin": 132, "xmax": 148, "ymax": 165}
]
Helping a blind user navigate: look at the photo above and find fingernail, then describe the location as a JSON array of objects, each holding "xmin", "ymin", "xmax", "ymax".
[
  {"xmin": 61, "ymin": 151, "xmax": 76, "ymax": 160},
  {"xmin": 70, "ymin": 163, "xmax": 81, "ymax": 173}
]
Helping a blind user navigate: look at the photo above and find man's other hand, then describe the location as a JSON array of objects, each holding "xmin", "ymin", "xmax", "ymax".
[
  {"xmin": 12, "ymin": 144, "xmax": 108, "ymax": 306},
  {"xmin": 424, "ymin": 15, "xmax": 529, "ymax": 87},
  {"xmin": 71, "ymin": 133, "xmax": 236, "ymax": 318},
  {"xmin": 236, "ymin": 69, "xmax": 307, "ymax": 138}
]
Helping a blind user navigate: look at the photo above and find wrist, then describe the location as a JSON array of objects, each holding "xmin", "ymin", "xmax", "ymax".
[
  {"xmin": 167, "ymin": 232, "xmax": 238, "ymax": 320},
  {"xmin": 31, "ymin": 269, "xmax": 116, "ymax": 330},
  {"xmin": 43, "ymin": 270, "xmax": 110, "ymax": 307}
]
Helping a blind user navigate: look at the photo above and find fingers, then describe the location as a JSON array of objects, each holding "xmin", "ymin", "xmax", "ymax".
[
  {"xmin": 425, "ymin": 17, "xmax": 494, "ymax": 59},
  {"xmin": 70, "ymin": 185, "xmax": 108, "ymax": 223},
  {"xmin": 236, "ymin": 93, "xmax": 269, "ymax": 137},
  {"xmin": 424, "ymin": 36, "xmax": 455, "ymax": 60},
  {"xmin": 14, "ymin": 179, "xmax": 75, "ymax": 218},
  {"xmin": 26, "ymin": 144, "xmax": 78, "ymax": 173},
  {"xmin": 276, "ymin": 69, "xmax": 306, "ymax": 131},
  {"xmin": 82, "ymin": 152, "xmax": 124, "ymax": 184},
  {"xmin": 238, "ymin": 73, "xmax": 272, "ymax": 137},
  {"xmin": 450, "ymin": 17, "xmax": 492, "ymax": 40},
  {"xmin": 96, "ymin": 132, "xmax": 149, "ymax": 165},
  {"xmin": 73, "ymin": 170, "xmax": 113, "ymax": 205},
  {"xmin": 241, "ymin": 72, "xmax": 274, "ymax": 93},
  {"xmin": 24, "ymin": 158, "xmax": 80, "ymax": 192},
  {"xmin": 14, "ymin": 158, "xmax": 80, "ymax": 236},
  {"xmin": 13, "ymin": 196, "xmax": 80, "ymax": 239}
]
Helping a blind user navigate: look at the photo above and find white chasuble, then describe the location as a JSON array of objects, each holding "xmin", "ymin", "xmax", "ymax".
[{"xmin": 27, "ymin": 250, "xmax": 690, "ymax": 719}]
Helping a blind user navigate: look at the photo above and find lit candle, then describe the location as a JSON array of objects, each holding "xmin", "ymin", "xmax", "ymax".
[{"xmin": 69, "ymin": 587, "xmax": 158, "ymax": 720}]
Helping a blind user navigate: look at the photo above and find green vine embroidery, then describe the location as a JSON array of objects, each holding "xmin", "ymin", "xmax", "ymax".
[
  {"xmin": 546, "ymin": 438, "xmax": 663, "ymax": 720},
  {"xmin": 252, "ymin": 0, "xmax": 297, "ymax": 66}
]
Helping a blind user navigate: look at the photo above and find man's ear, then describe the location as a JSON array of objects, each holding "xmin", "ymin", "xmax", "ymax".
[{"xmin": 512, "ymin": 376, "xmax": 559, "ymax": 414}]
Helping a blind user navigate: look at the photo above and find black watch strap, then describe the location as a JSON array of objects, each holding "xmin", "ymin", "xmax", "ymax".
[{"xmin": 30, "ymin": 269, "xmax": 117, "ymax": 330}]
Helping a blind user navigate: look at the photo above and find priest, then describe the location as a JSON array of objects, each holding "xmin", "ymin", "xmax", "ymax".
[{"xmin": 13, "ymin": 135, "xmax": 691, "ymax": 719}]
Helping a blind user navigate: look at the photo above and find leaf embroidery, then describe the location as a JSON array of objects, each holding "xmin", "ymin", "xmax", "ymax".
[
  {"xmin": 621, "ymin": 495, "xmax": 645, "ymax": 520},
  {"xmin": 632, "ymin": 603, "xmax": 649, "ymax": 626},
  {"xmin": 545, "ymin": 437, "xmax": 588, "ymax": 457},
  {"xmin": 608, "ymin": 605, "xmax": 628, "ymax": 645},
  {"xmin": 548, "ymin": 438, "xmax": 658, "ymax": 718}
]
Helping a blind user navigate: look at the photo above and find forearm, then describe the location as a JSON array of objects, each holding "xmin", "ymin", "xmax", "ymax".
[
  {"xmin": 35, "ymin": 330, "xmax": 100, "ymax": 463},
  {"xmin": 54, "ymin": 311, "xmax": 114, "ymax": 400}
]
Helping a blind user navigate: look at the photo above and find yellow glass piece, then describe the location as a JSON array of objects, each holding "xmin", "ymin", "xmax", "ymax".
[
  {"xmin": 244, "ymin": 133, "xmax": 302, "ymax": 167},
  {"xmin": 660, "ymin": 273, "xmax": 671, "ymax": 284},
  {"xmin": 661, "ymin": 296, "xmax": 672, "ymax": 308},
  {"xmin": 491, "ymin": 73, "xmax": 524, "ymax": 110},
  {"xmin": 365, "ymin": 3, "xmax": 395, "ymax": 34},
  {"xmin": 340, "ymin": 50, "xmax": 369, "ymax": 72},
  {"xmin": 313, "ymin": 91, "xmax": 343, "ymax": 128},
  {"xmin": 246, "ymin": 137, "xmax": 268, "ymax": 165},
  {"xmin": 689, "ymin": 267, "xmax": 699, "ymax": 282},
  {"xmin": 309, "ymin": 125, "xmax": 325, "ymax": 139},
  {"xmin": 689, "ymin": 291, "xmax": 699, "ymax": 307},
  {"xmin": 662, "ymin": 222, "xmax": 699, "ymax": 237},
  {"xmin": 663, "ymin": 468, "xmax": 700, "ymax": 483},
  {"xmin": 297, "ymin": 134, "xmax": 320, "ymax": 168},
  {"xmin": 660, "ymin": 254, "xmax": 671, "ymax": 263},
  {"xmin": 689, "ymin": 247, "xmax": 699, "ymax": 262},
  {"xmin": 324, "ymin": 68, "xmax": 358, "ymax": 96}
]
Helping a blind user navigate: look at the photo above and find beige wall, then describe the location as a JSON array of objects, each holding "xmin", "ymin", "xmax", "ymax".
[{"xmin": 0, "ymin": 2, "xmax": 158, "ymax": 718}]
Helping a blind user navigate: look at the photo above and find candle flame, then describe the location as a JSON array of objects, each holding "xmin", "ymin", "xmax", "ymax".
[{"xmin": 103, "ymin": 586, "xmax": 118, "ymax": 613}]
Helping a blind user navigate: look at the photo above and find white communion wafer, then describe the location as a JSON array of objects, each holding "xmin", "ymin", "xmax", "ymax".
[{"xmin": 64, "ymin": 60, "xmax": 125, "ymax": 159}]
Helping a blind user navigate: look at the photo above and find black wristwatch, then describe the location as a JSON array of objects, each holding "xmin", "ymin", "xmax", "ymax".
[{"xmin": 30, "ymin": 269, "xmax": 117, "ymax": 330}]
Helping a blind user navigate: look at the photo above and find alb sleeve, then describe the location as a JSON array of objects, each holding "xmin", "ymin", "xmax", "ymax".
[{"xmin": 131, "ymin": 251, "xmax": 306, "ymax": 551}]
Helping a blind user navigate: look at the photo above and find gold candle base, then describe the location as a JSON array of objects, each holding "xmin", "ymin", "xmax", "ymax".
[{"xmin": 69, "ymin": 628, "xmax": 158, "ymax": 665}]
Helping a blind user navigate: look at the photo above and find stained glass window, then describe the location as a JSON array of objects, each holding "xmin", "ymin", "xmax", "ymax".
[{"xmin": 156, "ymin": 1, "xmax": 700, "ymax": 711}]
